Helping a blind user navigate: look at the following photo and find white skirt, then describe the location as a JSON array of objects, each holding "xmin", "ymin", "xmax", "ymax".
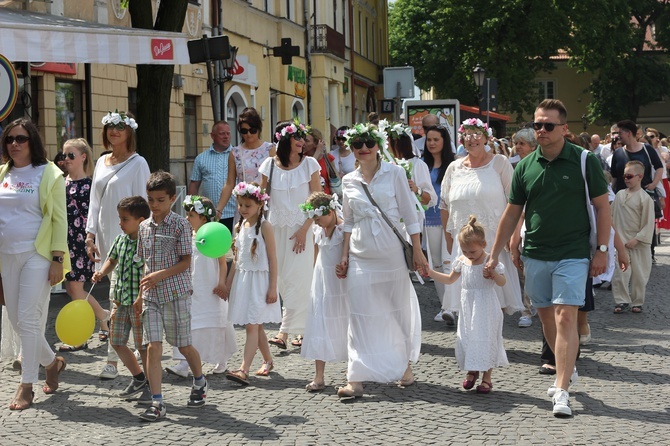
[{"xmin": 173, "ymin": 326, "xmax": 237, "ymax": 365}]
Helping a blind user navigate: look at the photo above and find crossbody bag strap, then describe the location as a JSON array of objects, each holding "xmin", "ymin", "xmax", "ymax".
[
  {"xmin": 100, "ymin": 154, "xmax": 139, "ymax": 202},
  {"xmin": 266, "ymin": 157, "xmax": 275, "ymax": 196},
  {"xmin": 361, "ymin": 182, "xmax": 410, "ymax": 246}
]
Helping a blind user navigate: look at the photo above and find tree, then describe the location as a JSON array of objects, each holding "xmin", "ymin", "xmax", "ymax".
[
  {"xmin": 125, "ymin": 0, "xmax": 189, "ymax": 172},
  {"xmin": 389, "ymin": 0, "xmax": 570, "ymax": 120}
]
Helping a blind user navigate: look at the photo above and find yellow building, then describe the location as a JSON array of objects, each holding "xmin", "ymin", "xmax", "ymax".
[{"xmin": 0, "ymin": 0, "xmax": 389, "ymax": 185}]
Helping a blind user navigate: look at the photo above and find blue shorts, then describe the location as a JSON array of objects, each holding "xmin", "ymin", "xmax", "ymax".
[{"xmin": 521, "ymin": 257, "xmax": 589, "ymax": 308}]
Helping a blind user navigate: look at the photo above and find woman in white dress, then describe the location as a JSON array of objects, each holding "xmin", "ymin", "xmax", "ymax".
[
  {"xmin": 216, "ymin": 107, "xmax": 276, "ymax": 220},
  {"xmin": 85, "ymin": 111, "xmax": 150, "ymax": 379},
  {"xmin": 330, "ymin": 126, "xmax": 356, "ymax": 176},
  {"xmin": 336, "ymin": 123, "xmax": 429, "ymax": 398},
  {"xmin": 259, "ymin": 120, "xmax": 321, "ymax": 350},
  {"xmin": 439, "ymin": 118, "xmax": 522, "ymax": 315}
]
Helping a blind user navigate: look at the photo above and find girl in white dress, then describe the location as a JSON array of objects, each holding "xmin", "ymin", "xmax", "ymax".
[
  {"xmin": 259, "ymin": 120, "xmax": 321, "ymax": 350},
  {"xmin": 225, "ymin": 183, "xmax": 282, "ymax": 386},
  {"xmin": 165, "ymin": 196, "xmax": 237, "ymax": 377},
  {"xmin": 428, "ymin": 215, "xmax": 508, "ymax": 394},
  {"xmin": 299, "ymin": 192, "xmax": 349, "ymax": 392},
  {"xmin": 336, "ymin": 123, "xmax": 429, "ymax": 399}
]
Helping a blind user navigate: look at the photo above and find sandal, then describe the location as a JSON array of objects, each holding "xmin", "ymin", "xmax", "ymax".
[
  {"xmin": 268, "ymin": 337, "xmax": 287, "ymax": 350},
  {"xmin": 98, "ymin": 330, "xmax": 109, "ymax": 342},
  {"xmin": 463, "ymin": 371, "xmax": 479, "ymax": 390},
  {"xmin": 256, "ymin": 361, "xmax": 274, "ymax": 376},
  {"xmin": 9, "ymin": 385, "xmax": 34, "ymax": 410},
  {"xmin": 631, "ymin": 306, "xmax": 643, "ymax": 313},
  {"xmin": 305, "ymin": 381, "xmax": 326, "ymax": 392},
  {"xmin": 613, "ymin": 303, "xmax": 629, "ymax": 314},
  {"xmin": 476, "ymin": 380, "xmax": 493, "ymax": 394},
  {"xmin": 225, "ymin": 369, "xmax": 250, "ymax": 386},
  {"xmin": 291, "ymin": 335, "xmax": 303, "ymax": 347},
  {"xmin": 58, "ymin": 343, "xmax": 88, "ymax": 352},
  {"xmin": 43, "ymin": 356, "xmax": 66, "ymax": 394}
]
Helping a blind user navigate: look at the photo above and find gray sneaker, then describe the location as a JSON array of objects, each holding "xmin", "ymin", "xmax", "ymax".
[
  {"xmin": 187, "ymin": 379, "xmax": 209, "ymax": 408},
  {"xmin": 139, "ymin": 402, "xmax": 166, "ymax": 421},
  {"xmin": 119, "ymin": 378, "xmax": 148, "ymax": 399},
  {"xmin": 552, "ymin": 389, "xmax": 572, "ymax": 417},
  {"xmin": 99, "ymin": 363, "xmax": 118, "ymax": 380},
  {"xmin": 131, "ymin": 386, "xmax": 153, "ymax": 405},
  {"xmin": 518, "ymin": 315, "xmax": 533, "ymax": 328}
]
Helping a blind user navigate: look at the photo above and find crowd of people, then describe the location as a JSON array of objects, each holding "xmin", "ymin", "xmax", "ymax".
[{"xmin": 0, "ymin": 99, "xmax": 661, "ymax": 420}]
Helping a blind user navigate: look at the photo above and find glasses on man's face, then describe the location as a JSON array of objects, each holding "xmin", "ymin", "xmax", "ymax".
[
  {"xmin": 463, "ymin": 133, "xmax": 483, "ymax": 141},
  {"xmin": 351, "ymin": 139, "xmax": 377, "ymax": 150},
  {"xmin": 647, "ymin": 134, "xmax": 657, "ymax": 139},
  {"xmin": 239, "ymin": 127, "xmax": 258, "ymax": 135},
  {"xmin": 623, "ymin": 174, "xmax": 640, "ymax": 180},
  {"xmin": 64, "ymin": 152, "xmax": 76, "ymax": 160},
  {"xmin": 532, "ymin": 122, "xmax": 563, "ymax": 132},
  {"xmin": 5, "ymin": 135, "xmax": 30, "ymax": 145}
]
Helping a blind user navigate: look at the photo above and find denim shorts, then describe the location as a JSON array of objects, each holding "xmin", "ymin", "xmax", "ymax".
[{"xmin": 521, "ymin": 256, "xmax": 589, "ymax": 308}]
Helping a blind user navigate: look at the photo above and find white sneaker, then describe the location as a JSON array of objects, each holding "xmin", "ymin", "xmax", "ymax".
[
  {"xmin": 547, "ymin": 367, "xmax": 578, "ymax": 397},
  {"xmin": 579, "ymin": 324, "xmax": 592, "ymax": 345},
  {"xmin": 552, "ymin": 389, "xmax": 572, "ymax": 417},
  {"xmin": 134, "ymin": 349, "xmax": 142, "ymax": 363},
  {"xmin": 99, "ymin": 363, "xmax": 119, "ymax": 379},
  {"xmin": 434, "ymin": 310, "xmax": 445, "ymax": 322},
  {"xmin": 165, "ymin": 360, "xmax": 190, "ymax": 378},
  {"xmin": 441, "ymin": 311, "xmax": 456, "ymax": 326},
  {"xmin": 212, "ymin": 363, "xmax": 228, "ymax": 374},
  {"xmin": 518, "ymin": 315, "xmax": 533, "ymax": 328}
]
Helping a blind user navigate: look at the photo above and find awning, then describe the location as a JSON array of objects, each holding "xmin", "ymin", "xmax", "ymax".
[{"xmin": 0, "ymin": 8, "xmax": 190, "ymax": 65}]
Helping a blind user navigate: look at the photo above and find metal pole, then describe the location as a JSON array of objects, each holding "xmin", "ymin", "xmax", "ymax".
[
  {"xmin": 202, "ymin": 35, "xmax": 220, "ymax": 122},
  {"xmin": 395, "ymin": 81, "xmax": 401, "ymax": 122},
  {"xmin": 486, "ymin": 78, "xmax": 490, "ymax": 126}
]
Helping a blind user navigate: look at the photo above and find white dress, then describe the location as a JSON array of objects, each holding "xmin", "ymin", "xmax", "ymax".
[
  {"xmin": 173, "ymin": 240, "xmax": 237, "ymax": 364},
  {"xmin": 258, "ymin": 156, "xmax": 320, "ymax": 333},
  {"xmin": 342, "ymin": 162, "xmax": 422, "ymax": 383},
  {"xmin": 228, "ymin": 221, "xmax": 282, "ymax": 325},
  {"xmin": 453, "ymin": 258, "xmax": 509, "ymax": 371},
  {"xmin": 301, "ymin": 224, "xmax": 349, "ymax": 362},
  {"xmin": 440, "ymin": 155, "xmax": 523, "ymax": 314},
  {"xmin": 331, "ymin": 149, "xmax": 356, "ymax": 175}
]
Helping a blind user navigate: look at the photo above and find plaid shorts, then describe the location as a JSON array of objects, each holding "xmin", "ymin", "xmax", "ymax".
[
  {"xmin": 141, "ymin": 294, "xmax": 192, "ymax": 347},
  {"xmin": 109, "ymin": 302, "xmax": 143, "ymax": 350}
]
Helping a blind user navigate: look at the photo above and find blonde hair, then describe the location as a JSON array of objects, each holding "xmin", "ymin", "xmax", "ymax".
[
  {"xmin": 457, "ymin": 215, "xmax": 487, "ymax": 246},
  {"xmin": 63, "ymin": 138, "xmax": 94, "ymax": 177}
]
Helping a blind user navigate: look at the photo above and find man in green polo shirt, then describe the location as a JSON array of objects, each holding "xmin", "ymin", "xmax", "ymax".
[{"xmin": 486, "ymin": 99, "xmax": 610, "ymax": 418}]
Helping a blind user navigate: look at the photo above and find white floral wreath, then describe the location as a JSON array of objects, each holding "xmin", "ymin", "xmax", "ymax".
[
  {"xmin": 378, "ymin": 119, "xmax": 412, "ymax": 140},
  {"xmin": 299, "ymin": 194, "xmax": 342, "ymax": 219},
  {"xmin": 344, "ymin": 122, "xmax": 388, "ymax": 150},
  {"xmin": 101, "ymin": 110, "xmax": 138, "ymax": 130},
  {"xmin": 183, "ymin": 195, "xmax": 214, "ymax": 218}
]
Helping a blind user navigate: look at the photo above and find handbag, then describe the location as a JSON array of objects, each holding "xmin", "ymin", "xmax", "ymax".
[{"xmin": 361, "ymin": 183, "xmax": 415, "ymax": 271}]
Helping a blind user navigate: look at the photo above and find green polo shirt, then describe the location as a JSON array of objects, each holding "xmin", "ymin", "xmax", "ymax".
[{"xmin": 509, "ymin": 140, "xmax": 608, "ymax": 261}]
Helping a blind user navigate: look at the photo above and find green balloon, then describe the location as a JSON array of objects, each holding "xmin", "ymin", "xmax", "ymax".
[{"xmin": 195, "ymin": 222, "xmax": 232, "ymax": 258}]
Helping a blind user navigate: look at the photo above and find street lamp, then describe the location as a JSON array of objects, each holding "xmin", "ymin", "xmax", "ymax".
[
  {"xmin": 219, "ymin": 46, "xmax": 238, "ymax": 82},
  {"xmin": 473, "ymin": 64, "xmax": 486, "ymax": 88},
  {"xmin": 473, "ymin": 64, "xmax": 491, "ymax": 125}
]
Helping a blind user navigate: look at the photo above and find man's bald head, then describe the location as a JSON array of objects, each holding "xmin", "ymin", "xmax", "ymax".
[
  {"xmin": 422, "ymin": 114, "xmax": 439, "ymax": 127},
  {"xmin": 591, "ymin": 134, "xmax": 600, "ymax": 149}
]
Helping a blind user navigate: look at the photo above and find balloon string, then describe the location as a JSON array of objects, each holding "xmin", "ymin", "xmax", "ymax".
[{"xmin": 84, "ymin": 282, "xmax": 96, "ymax": 302}]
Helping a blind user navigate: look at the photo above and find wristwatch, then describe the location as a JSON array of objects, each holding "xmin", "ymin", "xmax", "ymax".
[
  {"xmin": 52, "ymin": 255, "xmax": 64, "ymax": 263},
  {"xmin": 416, "ymin": 187, "xmax": 423, "ymax": 196},
  {"xmin": 598, "ymin": 245, "xmax": 608, "ymax": 253}
]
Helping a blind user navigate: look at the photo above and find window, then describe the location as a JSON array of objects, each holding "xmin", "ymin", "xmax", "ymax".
[
  {"xmin": 538, "ymin": 80, "xmax": 555, "ymax": 100},
  {"xmin": 184, "ymin": 95, "xmax": 198, "ymax": 158},
  {"xmin": 372, "ymin": 22, "xmax": 376, "ymax": 61},
  {"xmin": 55, "ymin": 81, "xmax": 83, "ymax": 151},
  {"xmin": 358, "ymin": 12, "xmax": 362, "ymax": 53},
  {"xmin": 365, "ymin": 17, "xmax": 369, "ymax": 58},
  {"xmin": 264, "ymin": 0, "xmax": 271, "ymax": 12},
  {"xmin": 286, "ymin": 0, "xmax": 294, "ymax": 21}
]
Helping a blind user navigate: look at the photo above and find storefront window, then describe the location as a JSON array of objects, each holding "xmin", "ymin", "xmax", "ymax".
[
  {"xmin": 184, "ymin": 94, "xmax": 198, "ymax": 158},
  {"xmin": 55, "ymin": 81, "xmax": 83, "ymax": 150}
]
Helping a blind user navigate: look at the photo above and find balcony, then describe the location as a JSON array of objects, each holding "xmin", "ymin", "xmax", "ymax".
[{"xmin": 311, "ymin": 24, "xmax": 345, "ymax": 60}]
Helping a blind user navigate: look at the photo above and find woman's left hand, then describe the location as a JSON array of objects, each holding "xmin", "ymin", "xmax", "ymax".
[
  {"xmin": 290, "ymin": 227, "xmax": 308, "ymax": 253},
  {"xmin": 407, "ymin": 179, "xmax": 418, "ymax": 194},
  {"xmin": 48, "ymin": 262, "xmax": 64, "ymax": 286},
  {"xmin": 412, "ymin": 246, "xmax": 429, "ymax": 275}
]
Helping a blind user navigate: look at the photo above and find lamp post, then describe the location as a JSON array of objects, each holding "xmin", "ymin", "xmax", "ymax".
[
  {"xmin": 473, "ymin": 64, "xmax": 485, "ymax": 120},
  {"xmin": 581, "ymin": 114, "xmax": 589, "ymax": 131},
  {"xmin": 217, "ymin": 46, "xmax": 238, "ymax": 121}
]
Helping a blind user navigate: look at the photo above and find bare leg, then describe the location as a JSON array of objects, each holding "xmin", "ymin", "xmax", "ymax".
[
  {"xmin": 146, "ymin": 342, "xmax": 163, "ymax": 395},
  {"xmin": 241, "ymin": 324, "xmax": 260, "ymax": 372},
  {"xmin": 313, "ymin": 360, "xmax": 326, "ymax": 386},
  {"xmin": 113, "ymin": 344, "xmax": 143, "ymax": 376},
  {"xmin": 481, "ymin": 368, "xmax": 493, "ymax": 384},
  {"xmin": 257, "ymin": 327, "xmax": 273, "ymax": 363},
  {"xmin": 577, "ymin": 311, "xmax": 589, "ymax": 336},
  {"xmin": 9, "ymin": 383, "xmax": 34, "ymax": 410},
  {"xmin": 553, "ymin": 305, "xmax": 580, "ymax": 390},
  {"xmin": 178, "ymin": 345, "xmax": 203, "ymax": 378}
]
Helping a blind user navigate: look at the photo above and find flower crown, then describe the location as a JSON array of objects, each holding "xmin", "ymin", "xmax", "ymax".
[
  {"xmin": 336, "ymin": 128, "xmax": 348, "ymax": 138},
  {"xmin": 232, "ymin": 182, "xmax": 270, "ymax": 203},
  {"xmin": 459, "ymin": 118, "xmax": 492, "ymax": 139},
  {"xmin": 299, "ymin": 194, "xmax": 342, "ymax": 219},
  {"xmin": 183, "ymin": 195, "xmax": 214, "ymax": 219},
  {"xmin": 344, "ymin": 123, "xmax": 387, "ymax": 149},
  {"xmin": 101, "ymin": 109, "xmax": 138, "ymax": 130},
  {"xmin": 378, "ymin": 119, "xmax": 412, "ymax": 140},
  {"xmin": 275, "ymin": 119, "xmax": 310, "ymax": 143}
]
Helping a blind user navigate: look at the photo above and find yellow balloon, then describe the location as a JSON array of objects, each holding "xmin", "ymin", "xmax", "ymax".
[{"xmin": 55, "ymin": 300, "xmax": 96, "ymax": 346}]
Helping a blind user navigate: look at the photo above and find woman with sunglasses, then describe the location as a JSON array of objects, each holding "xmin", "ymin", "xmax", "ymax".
[
  {"xmin": 260, "ymin": 120, "xmax": 321, "ymax": 351},
  {"xmin": 330, "ymin": 126, "xmax": 355, "ymax": 176},
  {"xmin": 336, "ymin": 123, "xmax": 428, "ymax": 398},
  {"xmin": 216, "ymin": 108, "xmax": 276, "ymax": 220},
  {"xmin": 58, "ymin": 138, "xmax": 111, "ymax": 352},
  {"xmin": 0, "ymin": 118, "xmax": 71, "ymax": 410},
  {"xmin": 439, "ymin": 118, "xmax": 522, "ymax": 317},
  {"xmin": 85, "ymin": 111, "xmax": 150, "ymax": 380}
]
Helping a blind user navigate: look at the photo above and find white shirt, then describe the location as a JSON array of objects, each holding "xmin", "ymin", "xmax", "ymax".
[{"xmin": 0, "ymin": 164, "xmax": 45, "ymax": 253}]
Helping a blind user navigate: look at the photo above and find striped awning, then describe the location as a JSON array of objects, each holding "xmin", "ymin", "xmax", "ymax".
[{"xmin": 0, "ymin": 8, "xmax": 190, "ymax": 65}]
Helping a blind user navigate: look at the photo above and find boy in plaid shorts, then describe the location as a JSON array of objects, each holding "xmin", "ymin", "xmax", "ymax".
[
  {"xmin": 134, "ymin": 171, "xmax": 207, "ymax": 422},
  {"xmin": 92, "ymin": 196, "xmax": 151, "ymax": 401}
]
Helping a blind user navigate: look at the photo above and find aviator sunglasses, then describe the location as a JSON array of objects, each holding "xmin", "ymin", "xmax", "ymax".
[{"xmin": 351, "ymin": 138, "xmax": 377, "ymax": 150}]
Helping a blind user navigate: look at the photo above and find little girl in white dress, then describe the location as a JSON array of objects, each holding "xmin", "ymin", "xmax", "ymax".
[
  {"xmin": 428, "ymin": 215, "xmax": 508, "ymax": 394},
  {"xmin": 299, "ymin": 192, "xmax": 349, "ymax": 392},
  {"xmin": 166, "ymin": 196, "xmax": 237, "ymax": 377},
  {"xmin": 225, "ymin": 182, "xmax": 282, "ymax": 386}
]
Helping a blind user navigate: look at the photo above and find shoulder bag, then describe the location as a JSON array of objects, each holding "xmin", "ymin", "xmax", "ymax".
[
  {"xmin": 580, "ymin": 150, "xmax": 598, "ymax": 256},
  {"xmin": 361, "ymin": 182, "xmax": 414, "ymax": 271}
]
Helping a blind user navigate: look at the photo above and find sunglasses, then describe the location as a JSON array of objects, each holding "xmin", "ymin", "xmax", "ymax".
[
  {"xmin": 239, "ymin": 127, "xmax": 258, "ymax": 135},
  {"xmin": 5, "ymin": 135, "xmax": 30, "ymax": 145},
  {"xmin": 106, "ymin": 123, "xmax": 128, "ymax": 130},
  {"xmin": 336, "ymin": 137, "xmax": 346, "ymax": 141},
  {"xmin": 647, "ymin": 134, "xmax": 657, "ymax": 139},
  {"xmin": 623, "ymin": 174, "xmax": 640, "ymax": 180},
  {"xmin": 351, "ymin": 139, "xmax": 377, "ymax": 150},
  {"xmin": 63, "ymin": 152, "xmax": 77, "ymax": 160},
  {"xmin": 292, "ymin": 134, "xmax": 304, "ymax": 141},
  {"xmin": 532, "ymin": 122, "xmax": 564, "ymax": 132}
]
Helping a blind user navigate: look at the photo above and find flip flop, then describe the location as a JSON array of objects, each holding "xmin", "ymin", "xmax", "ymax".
[
  {"xmin": 225, "ymin": 370, "xmax": 250, "ymax": 386},
  {"xmin": 305, "ymin": 381, "xmax": 325, "ymax": 392},
  {"xmin": 58, "ymin": 343, "xmax": 88, "ymax": 352},
  {"xmin": 268, "ymin": 337, "xmax": 287, "ymax": 350},
  {"xmin": 291, "ymin": 335, "xmax": 303, "ymax": 347},
  {"xmin": 98, "ymin": 330, "xmax": 109, "ymax": 342}
]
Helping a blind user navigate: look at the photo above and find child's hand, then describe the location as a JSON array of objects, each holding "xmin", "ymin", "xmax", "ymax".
[
  {"xmin": 624, "ymin": 238, "xmax": 638, "ymax": 249},
  {"xmin": 335, "ymin": 258, "xmax": 348, "ymax": 279},
  {"xmin": 91, "ymin": 271, "xmax": 102, "ymax": 283},
  {"xmin": 140, "ymin": 272, "xmax": 161, "ymax": 290},
  {"xmin": 213, "ymin": 284, "xmax": 229, "ymax": 300},
  {"xmin": 133, "ymin": 295, "xmax": 143, "ymax": 317},
  {"xmin": 266, "ymin": 287, "xmax": 278, "ymax": 304}
]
